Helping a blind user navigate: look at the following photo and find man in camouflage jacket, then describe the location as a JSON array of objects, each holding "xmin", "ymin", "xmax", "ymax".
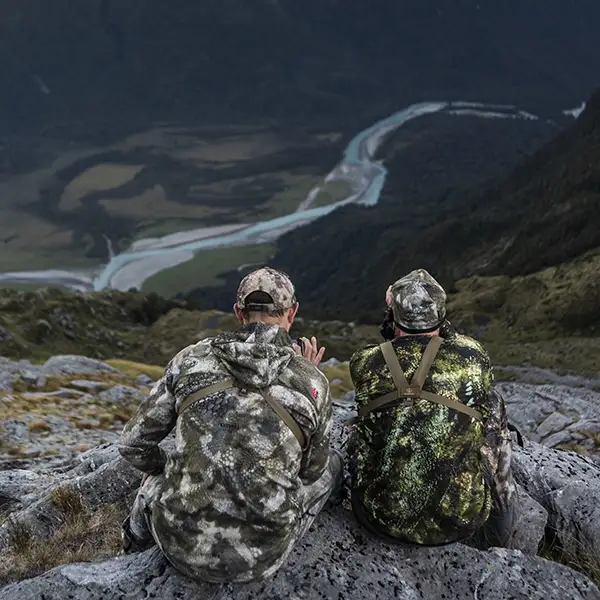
[
  {"xmin": 119, "ymin": 268, "xmax": 341, "ymax": 582},
  {"xmin": 347, "ymin": 269, "xmax": 517, "ymax": 547}
]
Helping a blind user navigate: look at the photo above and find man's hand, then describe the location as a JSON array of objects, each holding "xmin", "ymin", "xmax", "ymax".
[{"xmin": 293, "ymin": 336, "xmax": 326, "ymax": 367}]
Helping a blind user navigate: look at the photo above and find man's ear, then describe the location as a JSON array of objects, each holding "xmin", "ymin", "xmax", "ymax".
[
  {"xmin": 233, "ymin": 303, "xmax": 245, "ymax": 324},
  {"xmin": 287, "ymin": 302, "xmax": 299, "ymax": 324}
]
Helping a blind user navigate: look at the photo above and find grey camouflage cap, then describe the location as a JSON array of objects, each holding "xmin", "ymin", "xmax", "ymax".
[
  {"xmin": 236, "ymin": 267, "xmax": 296, "ymax": 312},
  {"xmin": 389, "ymin": 269, "xmax": 447, "ymax": 332}
]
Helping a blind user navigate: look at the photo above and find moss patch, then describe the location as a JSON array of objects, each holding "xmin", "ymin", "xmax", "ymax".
[
  {"xmin": 105, "ymin": 360, "xmax": 164, "ymax": 381},
  {"xmin": 320, "ymin": 363, "xmax": 354, "ymax": 398}
]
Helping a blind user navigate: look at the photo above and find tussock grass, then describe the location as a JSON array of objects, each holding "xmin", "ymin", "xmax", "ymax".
[
  {"xmin": 576, "ymin": 430, "xmax": 600, "ymax": 448},
  {"xmin": 540, "ymin": 533, "xmax": 600, "ymax": 590},
  {"xmin": 0, "ymin": 502, "xmax": 126, "ymax": 586},
  {"xmin": 48, "ymin": 487, "xmax": 84, "ymax": 518},
  {"xmin": 0, "ymin": 363, "xmax": 147, "ymax": 432},
  {"xmin": 27, "ymin": 420, "xmax": 52, "ymax": 433},
  {"xmin": 555, "ymin": 444, "xmax": 589, "ymax": 456},
  {"xmin": 0, "ymin": 394, "xmax": 135, "ymax": 428}
]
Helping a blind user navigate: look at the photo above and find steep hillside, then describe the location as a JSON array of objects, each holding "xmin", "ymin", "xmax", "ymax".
[
  {"xmin": 264, "ymin": 86, "xmax": 600, "ymax": 321},
  {"xmin": 181, "ymin": 87, "xmax": 600, "ymax": 373},
  {"xmin": 1, "ymin": 286, "xmax": 599, "ymax": 380},
  {"xmin": 0, "ymin": 288, "xmax": 379, "ymax": 369}
]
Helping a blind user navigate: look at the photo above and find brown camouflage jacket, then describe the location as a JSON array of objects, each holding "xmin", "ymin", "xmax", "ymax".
[
  {"xmin": 119, "ymin": 323, "xmax": 332, "ymax": 582},
  {"xmin": 348, "ymin": 321, "xmax": 516, "ymax": 545}
]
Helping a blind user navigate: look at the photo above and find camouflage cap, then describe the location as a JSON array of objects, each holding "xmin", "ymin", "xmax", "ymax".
[
  {"xmin": 236, "ymin": 267, "xmax": 296, "ymax": 313},
  {"xmin": 389, "ymin": 269, "xmax": 447, "ymax": 333}
]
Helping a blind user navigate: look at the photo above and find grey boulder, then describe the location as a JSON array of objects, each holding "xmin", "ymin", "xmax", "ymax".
[
  {"xmin": 42, "ymin": 356, "xmax": 120, "ymax": 377},
  {"xmin": 99, "ymin": 385, "xmax": 146, "ymax": 404},
  {"xmin": 501, "ymin": 383, "xmax": 600, "ymax": 457},
  {"xmin": 513, "ymin": 440, "xmax": 600, "ymax": 558}
]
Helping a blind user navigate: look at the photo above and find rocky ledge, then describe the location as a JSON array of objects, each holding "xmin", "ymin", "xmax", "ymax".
[
  {"xmin": 0, "ymin": 355, "xmax": 599, "ymax": 598},
  {"xmin": 0, "ymin": 431, "xmax": 598, "ymax": 599},
  {"xmin": 0, "ymin": 355, "xmax": 154, "ymax": 470}
]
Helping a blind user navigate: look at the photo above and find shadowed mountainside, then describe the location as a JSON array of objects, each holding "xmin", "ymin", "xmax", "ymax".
[
  {"xmin": 1, "ymin": 1, "xmax": 599, "ymax": 138},
  {"xmin": 182, "ymin": 86, "xmax": 600, "ymax": 370},
  {"xmin": 264, "ymin": 86, "xmax": 600, "ymax": 322}
]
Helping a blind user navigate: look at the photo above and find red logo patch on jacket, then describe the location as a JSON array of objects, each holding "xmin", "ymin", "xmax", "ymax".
[{"xmin": 311, "ymin": 387, "xmax": 319, "ymax": 400}]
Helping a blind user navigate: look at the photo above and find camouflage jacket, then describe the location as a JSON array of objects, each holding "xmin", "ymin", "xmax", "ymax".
[
  {"xmin": 348, "ymin": 321, "xmax": 516, "ymax": 545},
  {"xmin": 119, "ymin": 323, "xmax": 332, "ymax": 582}
]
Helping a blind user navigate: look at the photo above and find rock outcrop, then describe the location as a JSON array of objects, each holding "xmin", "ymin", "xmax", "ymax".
[
  {"xmin": 1, "ymin": 512, "xmax": 597, "ymax": 600},
  {"xmin": 512, "ymin": 441, "xmax": 600, "ymax": 559},
  {"xmin": 0, "ymin": 418, "xmax": 598, "ymax": 598},
  {"xmin": 1, "ymin": 354, "xmax": 600, "ymax": 598},
  {"xmin": 0, "ymin": 355, "xmax": 156, "ymax": 469},
  {"xmin": 499, "ymin": 382, "xmax": 600, "ymax": 459}
]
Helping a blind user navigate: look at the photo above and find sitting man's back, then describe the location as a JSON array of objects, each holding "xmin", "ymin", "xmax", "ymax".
[
  {"xmin": 348, "ymin": 269, "xmax": 516, "ymax": 546},
  {"xmin": 119, "ymin": 268, "xmax": 340, "ymax": 582}
]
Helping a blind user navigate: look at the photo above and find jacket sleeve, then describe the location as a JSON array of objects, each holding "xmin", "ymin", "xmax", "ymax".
[
  {"xmin": 480, "ymin": 384, "xmax": 518, "ymax": 514},
  {"xmin": 118, "ymin": 369, "xmax": 178, "ymax": 475},
  {"xmin": 299, "ymin": 382, "xmax": 333, "ymax": 485}
]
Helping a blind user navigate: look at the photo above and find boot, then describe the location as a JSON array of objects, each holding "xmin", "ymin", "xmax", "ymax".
[{"xmin": 120, "ymin": 516, "xmax": 156, "ymax": 555}]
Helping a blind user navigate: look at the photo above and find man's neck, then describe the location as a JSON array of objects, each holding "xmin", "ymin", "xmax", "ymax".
[{"xmin": 245, "ymin": 318, "xmax": 289, "ymax": 331}]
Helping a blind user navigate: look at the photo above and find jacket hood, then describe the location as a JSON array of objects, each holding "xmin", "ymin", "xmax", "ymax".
[{"xmin": 210, "ymin": 323, "xmax": 295, "ymax": 388}]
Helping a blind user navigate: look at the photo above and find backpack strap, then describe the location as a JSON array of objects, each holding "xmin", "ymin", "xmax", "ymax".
[
  {"xmin": 411, "ymin": 335, "xmax": 443, "ymax": 387},
  {"xmin": 349, "ymin": 337, "xmax": 483, "ymax": 424},
  {"xmin": 419, "ymin": 390, "xmax": 483, "ymax": 420},
  {"xmin": 380, "ymin": 341, "xmax": 412, "ymax": 393},
  {"xmin": 177, "ymin": 379, "xmax": 235, "ymax": 415},
  {"xmin": 259, "ymin": 388, "xmax": 307, "ymax": 451},
  {"xmin": 177, "ymin": 379, "xmax": 307, "ymax": 451}
]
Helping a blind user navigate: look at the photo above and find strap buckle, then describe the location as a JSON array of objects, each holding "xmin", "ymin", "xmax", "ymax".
[{"xmin": 402, "ymin": 386, "xmax": 421, "ymax": 398}]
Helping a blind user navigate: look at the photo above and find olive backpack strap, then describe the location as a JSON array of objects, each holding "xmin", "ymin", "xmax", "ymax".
[
  {"xmin": 177, "ymin": 379, "xmax": 235, "ymax": 415},
  {"xmin": 411, "ymin": 336, "xmax": 443, "ymax": 387},
  {"xmin": 259, "ymin": 388, "xmax": 308, "ymax": 451},
  {"xmin": 347, "ymin": 337, "xmax": 483, "ymax": 425},
  {"xmin": 177, "ymin": 378, "xmax": 307, "ymax": 451}
]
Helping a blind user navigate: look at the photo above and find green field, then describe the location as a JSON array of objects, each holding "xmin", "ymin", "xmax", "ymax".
[
  {"xmin": 0, "ymin": 125, "xmax": 345, "ymax": 273},
  {"xmin": 141, "ymin": 243, "xmax": 275, "ymax": 297}
]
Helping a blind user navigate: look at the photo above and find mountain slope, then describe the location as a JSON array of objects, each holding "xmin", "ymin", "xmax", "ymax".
[
  {"xmin": 1, "ymin": 1, "xmax": 600, "ymax": 138},
  {"xmin": 264, "ymin": 86, "xmax": 600, "ymax": 321}
]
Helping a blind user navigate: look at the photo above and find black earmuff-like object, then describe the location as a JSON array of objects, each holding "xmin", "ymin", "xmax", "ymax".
[{"xmin": 380, "ymin": 307, "xmax": 396, "ymax": 340}]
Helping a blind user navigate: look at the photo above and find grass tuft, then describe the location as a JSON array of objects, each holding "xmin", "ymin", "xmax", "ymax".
[
  {"xmin": 320, "ymin": 363, "xmax": 354, "ymax": 398},
  {"xmin": 27, "ymin": 420, "xmax": 52, "ymax": 433},
  {"xmin": 540, "ymin": 533, "xmax": 600, "ymax": 590},
  {"xmin": 48, "ymin": 486, "xmax": 84, "ymax": 518},
  {"xmin": 0, "ymin": 502, "xmax": 126, "ymax": 586}
]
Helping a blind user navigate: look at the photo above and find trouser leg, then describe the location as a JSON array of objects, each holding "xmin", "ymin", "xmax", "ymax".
[
  {"xmin": 260, "ymin": 449, "xmax": 343, "ymax": 578},
  {"xmin": 121, "ymin": 474, "xmax": 162, "ymax": 554},
  {"xmin": 298, "ymin": 448, "xmax": 344, "ymax": 527},
  {"xmin": 478, "ymin": 486, "xmax": 519, "ymax": 548}
]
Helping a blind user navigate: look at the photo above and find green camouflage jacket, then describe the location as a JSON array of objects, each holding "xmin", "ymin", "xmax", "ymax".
[
  {"xmin": 348, "ymin": 321, "xmax": 515, "ymax": 545},
  {"xmin": 119, "ymin": 323, "xmax": 332, "ymax": 582}
]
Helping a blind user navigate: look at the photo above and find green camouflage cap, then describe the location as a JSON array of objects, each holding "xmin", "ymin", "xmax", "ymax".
[
  {"xmin": 236, "ymin": 267, "xmax": 296, "ymax": 313},
  {"xmin": 389, "ymin": 269, "xmax": 446, "ymax": 333}
]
